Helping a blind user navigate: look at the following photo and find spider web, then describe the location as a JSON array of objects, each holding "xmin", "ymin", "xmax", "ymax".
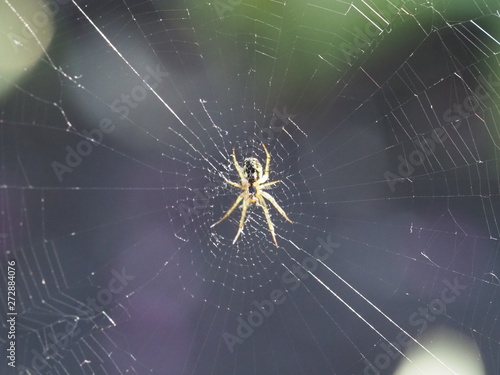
[{"xmin": 1, "ymin": 0, "xmax": 500, "ymax": 374}]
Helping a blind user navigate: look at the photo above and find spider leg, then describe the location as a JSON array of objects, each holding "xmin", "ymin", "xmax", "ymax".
[
  {"xmin": 260, "ymin": 180, "xmax": 281, "ymax": 188},
  {"xmin": 233, "ymin": 198, "xmax": 249, "ymax": 244},
  {"xmin": 254, "ymin": 143, "xmax": 271, "ymax": 184},
  {"xmin": 224, "ymin": 179, "xmax": 243, "ymax": 189},
  {"xmin": 211, "ymin": 193, "xmax": 244, "ymax": 228},
  {"xmin": 260, "ymin": 191, "xmax": 293, "ymax": 223},
  {"xmin": 257, "ymin": 195, "xmax": 278, "ymax": 247},
  {"xmin": 232, "ymin": 149, "xmax": 245, "ymax": 182},
  {"xmin": 262, "ymin": 143, "xmax": 271, "ymax": 177}
]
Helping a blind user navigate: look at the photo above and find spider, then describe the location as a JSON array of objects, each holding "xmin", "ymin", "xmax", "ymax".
[{"xmin": 211, "ymin": 143, "xmax": 292, "ymax": 247}]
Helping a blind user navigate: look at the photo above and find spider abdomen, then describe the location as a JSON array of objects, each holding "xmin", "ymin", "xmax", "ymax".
[{"xmin": 243, "ymin": 158, "xmax": 262, "ymax": 183}]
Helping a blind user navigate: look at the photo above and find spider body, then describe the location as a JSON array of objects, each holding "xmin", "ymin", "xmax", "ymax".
[
  {"xmin": 244, "ymin": 158, "xmax": 261, "ymax": 196},
  {"xmin": 244, "ymin": 158, "xmax": 261, "ymax": 183},
  {"xmin": 211, "ymin": 144, "xmax": 292, "ymax": 246}
]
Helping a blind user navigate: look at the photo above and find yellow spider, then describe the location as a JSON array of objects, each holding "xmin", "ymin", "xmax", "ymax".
[{"xmin": 211, "ymin": 144, "xmax": 292, "ymax": 246}]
